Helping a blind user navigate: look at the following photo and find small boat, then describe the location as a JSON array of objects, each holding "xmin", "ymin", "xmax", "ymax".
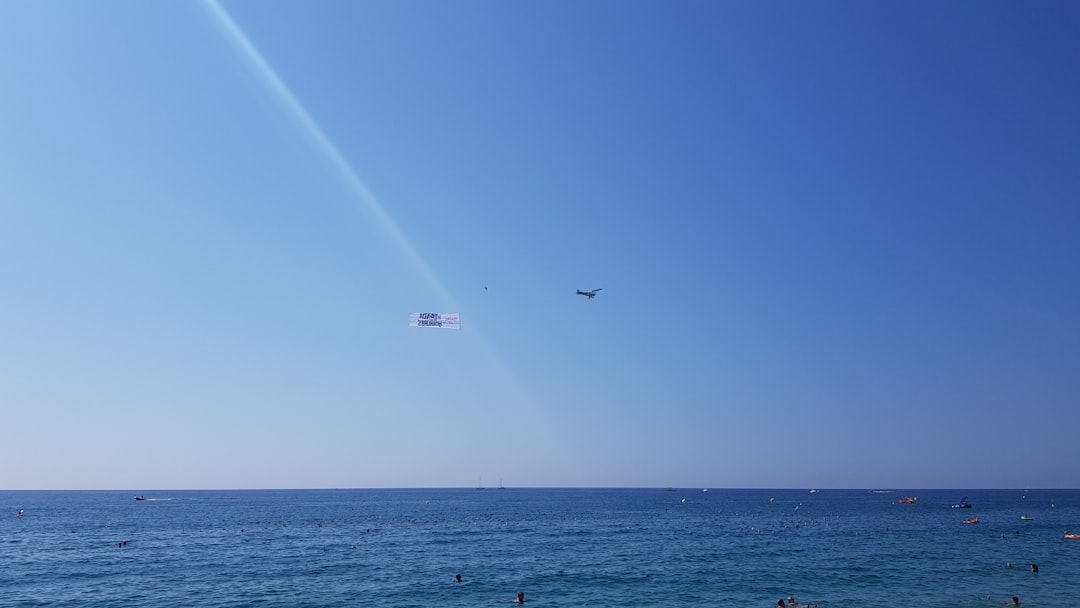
[
  {"xmin": 963, "ymin": 518, "xmax": 979, "ymax": 524},
  {"xmin": 1020, "ymin": 515, "xmax": 1033, "ymax": 521},
  {"xmin": 899, "ymin": 495, "xmax": 917, "ymax": 504},
  {"xmin": 809, "ymin": 489, "xmax": 818, "ymax": 494},
  {"xmin": 1064, "ymin": 532, "xmax": 1080, "ymax": 540},
  {"xmin": 951, "ymin": 496, "xmax": 972, "ymax": 509},
  {"xmin": 134, "ymin": 496, "xmax": 146, "ymax": 501}
]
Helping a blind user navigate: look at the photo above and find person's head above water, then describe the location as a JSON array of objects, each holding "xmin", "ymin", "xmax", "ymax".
[
  {"xmin": 517, "ymin": 592, "xmax": 525, "ymax": 603},
  {"xmin": 455, "ymin": 574, "xmax": 462, "ymax": 583}
]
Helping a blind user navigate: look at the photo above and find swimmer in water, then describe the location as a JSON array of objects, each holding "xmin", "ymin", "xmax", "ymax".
[
  {"xmin": 455, "ymin": 574, "xmax": 462, "ymax": 583},
  {"xmin": 516, "ymin": 592, "xmax": 525, "ymax": 603},
  {"xmin": 1030, "ymin": 564, "xmax": 1038, "ymax": 573}
]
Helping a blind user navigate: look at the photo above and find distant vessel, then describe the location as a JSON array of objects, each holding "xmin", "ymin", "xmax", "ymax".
[
  {"xmin": 963, "ymin": 518, "xmax": 979, "ymax": 524},
  {"xmin": 134, "ymin": 496, "xmax": 146, "ymax": 501},
  {"xmin": 951, "ymin": 496, "xmax": 972, "ymax": 509},
  {"xmin": 809, "ymin": 489, "xmax": 818, "ymax": 494},
  {"xmin": 1020, "ymin": 515, "xmax": 1033, "ymax": 521}
]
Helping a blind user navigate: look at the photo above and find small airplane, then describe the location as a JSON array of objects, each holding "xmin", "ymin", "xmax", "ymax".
[{"xmin": 576, "ymin": 288, "xmax": 602, "ymax": 299}]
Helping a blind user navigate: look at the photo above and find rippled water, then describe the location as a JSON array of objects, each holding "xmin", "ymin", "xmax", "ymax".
[{"xmin": 2, "ymin": 488, "xmax": 1076, "ymax": 607}]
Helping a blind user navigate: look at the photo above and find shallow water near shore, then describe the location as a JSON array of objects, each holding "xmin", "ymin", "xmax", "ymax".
[{"xmin": 2, "ymin": 488, "xmax": 1077, "ymax": 607}]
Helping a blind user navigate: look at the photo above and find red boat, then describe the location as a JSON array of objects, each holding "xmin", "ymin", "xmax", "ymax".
[{"xmin": 963, "ymin": 518, "xmax": 979, "ymax": 524}]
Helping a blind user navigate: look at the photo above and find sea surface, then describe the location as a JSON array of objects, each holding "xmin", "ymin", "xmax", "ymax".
[{"xmin": 2, "ymin": 488, "xmax": 1077, "ymax": 608}]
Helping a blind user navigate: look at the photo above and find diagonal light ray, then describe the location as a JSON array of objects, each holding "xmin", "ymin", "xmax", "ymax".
[
  {"xmin": 202, "ymin": 0, "xmax": 455, "ymax": 308},
  {"xmin": 200, "ymin": 0, "xmax": 588, "ymax": 486}
]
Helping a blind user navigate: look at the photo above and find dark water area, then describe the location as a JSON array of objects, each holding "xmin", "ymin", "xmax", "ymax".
[{"xmin": 2, "ymin": 488, "xmax": 1077, "ymax": 607}]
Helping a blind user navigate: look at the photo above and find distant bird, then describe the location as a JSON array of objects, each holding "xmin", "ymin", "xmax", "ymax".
[{"xmin": 576, "ymin": 288, "xmax": 602, "ymax": 300}]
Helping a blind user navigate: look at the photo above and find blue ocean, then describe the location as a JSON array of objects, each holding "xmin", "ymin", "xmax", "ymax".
[{"xmin": 2, "ymin": 488, "xmax": 1077, "ymax": 607}]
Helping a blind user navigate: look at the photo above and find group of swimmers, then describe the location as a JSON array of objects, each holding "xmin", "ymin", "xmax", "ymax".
[
  {"xmin": 454, "ymin": 573, "xmax": 525, "ymax": 603},
  {"xmin": 993, "ymin": 562, "xmax": 1039, "ymax": 605}
]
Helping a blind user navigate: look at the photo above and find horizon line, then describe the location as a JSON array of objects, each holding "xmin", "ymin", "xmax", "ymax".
[{"xmin": 3, "ymin": 486, "xmax": 1075, "ymax": 492}]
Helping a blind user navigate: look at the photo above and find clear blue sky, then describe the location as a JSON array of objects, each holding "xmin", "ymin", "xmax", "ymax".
[{"xmin": 2, "ymin": 1, "xmax": 1077, "ymax": 490}]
